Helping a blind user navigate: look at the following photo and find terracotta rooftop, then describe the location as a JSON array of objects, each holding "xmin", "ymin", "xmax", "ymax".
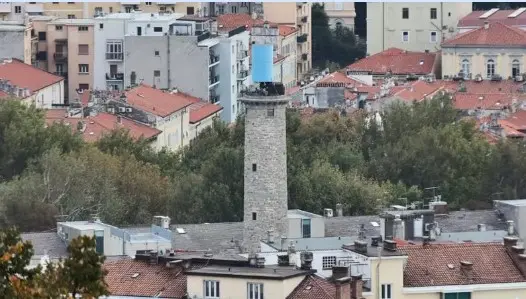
[
  {"xmin": 216, "ymin": 13, "xmax": 266, "ymax": 31},
  {"xmin": 0, "ymin": 59, "xmax": 63, "ymax": 94},
  {"xmin": 443, "ymin": 22, "xmax": 526, "ymax": 46},
  {"xmin": 279, "ymin": 25, "xmax": 298, "ymax": 37},
  {"xmin": 104, "ymin": 259, "xmax": 187, "ymax": 298},
  {"xmin": 0, "ymin": 90, "xmax": 7, "ymax": 98},
  {"xmin": 394, "ymin": 81, "xmax": 445, "ymax": 102},
  {"xmin": 46, "ymin": 110, "xmax": 161, "ymax": 142},
  {"xmin": 458, "ymin": 9, "xmax": 526, "ymax": 28},
  {"xmin": 124, "ymin": 85, "xmax": 194, "ymax": 117},
  {"xmin": 400, "ymin": 243, "xmax": 526, "ymax": 287},
  {"xmin": 436, "ymin": 80, "xmax": 524, "ymax": 94},
  {"xmin": 347, "ymin": 48, "xmax": 437, "ymax": 75},
  {"xmin": 187, "ymin": 98, "xmax": 223, "ymax": 124},
  {"xmin": 453, "ymin": 93, "xmax": 515, "ymax": 110},
  {"xmin": 500, "ymin": 109, "xmax": 526, "ymax": 132},
  {"xmin": 287, "ymin": 275, "xmax": 338, "ymax": 299}
]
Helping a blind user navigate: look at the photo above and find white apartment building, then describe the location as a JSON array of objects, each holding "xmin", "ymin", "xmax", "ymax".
[
  {"xmin": 0, "ymin": 2, "xmax": 44, "ymax": 22},
  {"xmin": 93, "ymin": 12, "xmax": 184, "ymax": 92},
  {"xmin": 366, "ymin": 2, "xmax": 473, "ymax": 55}
]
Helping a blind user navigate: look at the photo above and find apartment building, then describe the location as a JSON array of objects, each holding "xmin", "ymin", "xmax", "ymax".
[
  {"xmin": 0, "ymin": 21, "xmax": 32, "ymax": 64},
  {"xmin": 201, "ymin": 2, "xmax": 263, "ymax": 17},
  {"xmin": 323, "ymin": 1, "xmax": 356, "ymax": 30},
  {"xmin": 0, "ymin": 2, "xmax": 44, "ymax": 22},
  {"xmin": 366, "ymin": 2, "xmax": 472, "ymax": 55},
  {"xmin": 32, "ymin": 16, "xmax": 94, "ymax": 102}
]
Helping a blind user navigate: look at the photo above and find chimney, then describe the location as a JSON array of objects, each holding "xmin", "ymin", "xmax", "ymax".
[
  {"xmin": 383, "ymin": 239, "xmax": 397, "ymax": 252},
  {"xmin": 507, "ymin": 220, "xmax": 515, "ymax": 235},
  {"xmin": 277, "ymin": 254, "xmax": 289, "ymax": 266},
  {"xmin": 336, "ymin": 203, "xmax": 343, "ymax": 217},
  {"xmin": 117, "ymin": 115, "xmax": 122, "ymax": 124},
  {"xmin": 460, "ymin": 260, "xmax": 473, "ymax": 278},
  {"xmin": 477, "ymin": 224, "xmax": 486, "ymax": 232},
  {"xmin": 300, "ymin": 251, "xmax": 313, "ymax": 270},
  {"xmin": 255, "ymin": 255, "xmax": 265, "ymax": 268},
  {"xmin": 353, "ymin": 240, "xmax": 368, "ymax": 254},
  {"xmin": 149, "ymin": 250, "xmax": 158, "ymax": 265},
  {"xmin": 288, "ymin": 241, "xmax": 297, "ymax": 266},
  {"xmin": 351, "ymin": 274, "xmax": 363, "ymax": 299},
  {"xmin": 428, "ymin": 222, "xmax": 437, "ymax": 240},
  {"xmin": 504, "ymin": 236, "xmax": 519, "ymax": 248},
  {"xmin": 267, "ymin": 230, "xmax": 274, "ymax": 244},
  {"xmin": 332, "ymin": 265, "xmax": 349, "ymax": 280},
  {"xmin": 484, "ymin": 21, "xmax": 489, "ymax": 29},
  {"xmin": 334, "ymin": 277, "xmax": 352, "ymax": 299},
  {"xmin": 371, "ymin": 236, "xmax": 381, "ymax": 247},
  {"xmin": 393, "ymin": 215, "xmax": 405, "ymax": 240}
]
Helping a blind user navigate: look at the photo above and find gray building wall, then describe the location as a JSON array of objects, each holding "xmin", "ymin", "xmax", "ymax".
[
  {"xmin": 242, "ymin": 95, "xmax": 289, "ymax": 254},
  {"xmin": 0, "ymin": 29, "xmax": 24, "ymax": 61},
  {"xmin": 287, "ymin": 217, "xmax": 325, "ymax": 239},
  {"xmin": 494, "ymin": 200, "xmax": 526, "ymax": 240},
  {"xmin": 125, "ymin": 36, "xmax": 169, "ymax": 89}
]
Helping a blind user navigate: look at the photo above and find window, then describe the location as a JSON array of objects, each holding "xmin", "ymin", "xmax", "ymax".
[
  {"xmin": 232, "ymin": 85, "xmax": 235, "ymax": 93},
  {"xmin": 218, "ymin": 5, "xmax": 225, "ymax": 14},
  {"xmin": 444, "ymin": 293, "xmax": 471, "ymax": 299},
  {"xmin": 430, "ymin": 31, "xmax": 438, "ymax": 43},
  {"xmin": 267, "ymin": 108, "xmax": 275, "ymax": 117},
  {"xmin": 94, "ymin": 230, "xmax": 104, "ymax": 254},
  {"xmin": 153, "ymin": 27, "xmax": 163, "ymax": 32},
  {"xmin": 186, "ymin": 6, "xmax": 194, "ymax": 15},
  {"xmin": 402, "ymin": 31, "xmax": 409, "ymax": 42},
  {"xmin": 461, "ymin": 59, "xmax": 470, "ymax": 78},
  {"xmin": 322, "ymin": 256, "xmax": 337, "ymax": 270},
  {"xmin": 106, "ymin": 41, "xmax": 123, "ymax": 59},
  {"xmin": 99, "ymin": 23, "xmax": 104, "ymax": 29},
  {"xmin": 67, "ymin": 2, "xmax": 75, "ymax": 4},
  {"xmin": 78, "ymin": 83, "xmax": 89, "ymax": 90},
  {"xmin": 67, "ymin": 14, "xmax": 76, "ymax": 19},
  {"xmin": 512, "ymin": 59, "xmax": 521, "ymax": 77},
  {"xmin": 55, "ymin": 25, "xmax": 63, "ymax": 31},
  {"xmin": 301, "ymin": 219, "xmax": 311, "ymax": 238},
  {"xmin": 145, "ymin": 2, "xmax": 152, "ymax": 5},
  {"xmin": 334, "ymin": 2, "xmax": 344, "ymax": 10},
  {"xmin": 109, "ymin": 7, "xmax": 113, "ymax": 13},
  {"xmin": 231, "ymin": 6, "xmax": 237, "ymax": 13},
  {"xmin": 247, "ymin": 283, "xmax": 264, "ymax": 299},
  {"xmin": 252, "ymin": 163, "xmax": 257, "ymax": 171},
  {"xmin": 381, "ymin": 284, "xmax": 392, "ymax": 299},
  {"xmin": 78, "ymin": 64, "xmax": 89, "ymax": 74},
  {"xmin": 204, "ymin": 280, "xmax": 220, "ymax": 298},
  {"xmin": 486, "ymin": 59, "xmax": 495, "ymax": 78},
  {"xmin": 38, "ymin": 31, "xmax": 46, "ymax": 41},
  {"xmin": 252, "ymin": 212, "xmax": 257, "ymax": 220},
  {"xmin": 78, "ymin": 44, "xmax": 89, "ymax": 55},
  {"xmin": 78, "ymin": 26, "xmax": 88, "ymax": 31},
  {"xmin": 154, "ymin": 50, "xmax": 160, "ymax": 56},
  {"xmin": 55, "ymin": 64, "xmax": 64, "ymax": 74},
  {"xmin": 448, "ymin": 12, "xmax": 451, "ymax": 17},
  {"xmin": 14, "ymin": 6, "xmax": 21, "ymax": 14},
  {"xmin": 402, "ymin": 7, "xmax": 409, "ymax": 19},
  {"xmin": 154, "ymin": 70, "xmax": 160, "ymax": 77},
  {"xmin": 430, "ymin": 8, "xmax": 437, "ymax": 19}
]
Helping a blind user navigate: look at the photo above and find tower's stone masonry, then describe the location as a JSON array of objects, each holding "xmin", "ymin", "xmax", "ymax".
[{"xmin": 241, "ymin": 95, "xmax": 289, "ymax": 254}]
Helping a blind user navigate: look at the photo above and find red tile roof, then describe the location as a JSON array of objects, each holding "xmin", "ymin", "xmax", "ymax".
[
  {"xmin": 279, "ymin": 25, "xmax": 298, "ymax": 37},
  {"xmin": 500, "ymin": 109, "xmax": 526, "ymax": 131},
  {"xmin": 0, "ymin": 59, "xmax": 63, "ymax": 94},
  {"xmin": 435, "ymin": 80, "xmax": 524, "ymax": 94},
  {"xmin": 0, "ymin": 90, "xmax": 8, "ymax": 98},
  {"xmin": 287, "ymin": 275, "xmax": 338, "ymax": 299},
  {"xmin": 125, "ymin": 85, "xmax": 194, "ymax": 117},
  {"xmin": 443, "ymin": 22, "xmax": 526, "ymax": 46},
  {"xmin": 453, "ymin": 93, "xmax": 515, "ymax": 110},
  {"xmin": 187, "ymin": 98, "xmax": 223, "ymax": 124},
  {"xmin": 458, "ymin": 9, "xmax": 526, "ymax": 28},
  {"xmin": 400, "ymin": 243, "xmax": 526, "ymax": 287},
  {"xmin": 46, "ymin": 110, "xmax": 161, "ymax": 142},
  {"xmin": 104, "ymin": 259, "xmax": 187, "ymax": 298},
  {"xmin": 394, "ymin": 81, "xmax": 446, "ymax": 102},
  {"xmin": 347, "ymin": 48, "xmax": 437, "ymax": 75},
  {"xmin": 217, "ymin": 14, "xmax": 267, "ymax": 31}
]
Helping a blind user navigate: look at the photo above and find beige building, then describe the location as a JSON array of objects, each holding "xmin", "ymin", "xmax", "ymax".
[
  {"xmin": 366, "ymin": 2, "xmax": 472, "ymax": 55},
  {"xmin": 442, "ymin": 22, "xmax": 526, "ymax": 80},
  {"xmin": 323, "ymin": 1, "xmax": 356, "ymax": 30},
  {"xmin": 32, "ymin": 16, "xmax": 94, "ymax": 102},
  {"xmin": 263, "ymin": 2, "xmax": 312, "ymax": 78}
]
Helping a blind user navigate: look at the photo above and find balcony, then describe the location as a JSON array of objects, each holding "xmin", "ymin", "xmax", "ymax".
[
  {"xmin": 209, "ymin": 54, "xmax": 220, "ymax": 65},
  {"xmin": 297, "ymin": 34, "xmax": 308, "ymax": 43},
  {"xmin": 237, "ymin": 50, "xmax": 248, "ymax": 60},
  {"xmin": 106, "ymin": 52, "xmax": 124, "ymax": 61},
  {"xmin": 209, "ymin": 75, "xmax": 220, "ymax": 86},
  {"xmin": 237, "ymin": 70, "xmax": 249, "ymax": 80},
  {"xmin": 106, "ymin": 73, "xmax": 124, "ymax": 81},
  {"xmin": 53, "ymin": 52, "xmax": 68, "ymax": 62},
  {"xmin": 210, "ymin": 94, "xmax": 220, "ymax": 103},
  {"xmin": 0, "ymin": 3, "xmax": 11, "ymax": 13},
  {"xmin": 25, "ymin": 3, "xmax": 44, "ymax": 14}
]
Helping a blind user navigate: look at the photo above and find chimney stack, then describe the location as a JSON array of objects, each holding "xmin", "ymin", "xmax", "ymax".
[
  {"xmin": 336, "ymin": 203, "xmax": 343, "ymax": 217},
  {"xmin": 288, "ymin": 241, "xmax": 297, "ymax": 266},
  {"xmin": 332, "ymin": 266, "xmax": 349, "ymax": 280},
  {"xmin": 371, "ymin": 236, "xmax": 381, "ymax": 247},
  {"xmin": 393, "ymin": 215, "xmax": 405, "ymax": 240},
  {"xmin": 383, "ymin": 239, "xmax": 397, "ymax": 252},
  {"xmin": 334, "ymin": 277, "xmax": 352, "ymax": 299},
  {"xmin": 351, "ymin": 274, "xmax": 363, "ymax": 299},
  {"xmin": 504, "ymin": 236, "xmax": 519, "ymax": 248},
  {"xmin": 353, "ymin": 240, "xmax": 368, "ymax": 254},
  {"xmin": 300, "ymin": 251, "xmax": 313, "ymax": 270},
  {"xmin": 477, "ymin": 224, "xmax": 486, "ymax": 232},
  {"xmin": 117, "ymin": 115, "xmax": 122, "ymax": 124},
  {"xmin": 507, "ymin": 220, "xmax": 515, "ymax": 235},
  {"xmin": 267, "ymin": 230, "xmax": 274, "ymax": 244},
  {"xmin": 484, "ymin": 21, "xmax": 489, "ymax": 29},
  {"xmin": 460, "ymin": 260, "xmax": 473, "ymax": 277}
]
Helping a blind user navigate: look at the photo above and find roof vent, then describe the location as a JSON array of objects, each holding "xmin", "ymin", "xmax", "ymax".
[
  {"xmin": 484, "ymin": 21, "xmax": 489, "ymax": 30},
  {"xmin": 354, "ymin": 240, "xmax": 368, "ymax": 253},
  {"xmin": 383, "ymin": 239, "xmax": 397, "ymax": 252}
]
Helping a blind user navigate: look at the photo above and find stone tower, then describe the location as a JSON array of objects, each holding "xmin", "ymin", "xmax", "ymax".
[{"xmin": 241, "ymin": 94, "xmax": 289, "ymax": 254}]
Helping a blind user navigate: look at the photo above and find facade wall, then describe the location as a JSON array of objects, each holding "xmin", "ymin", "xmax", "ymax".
[
  {"xmin": 0, "ymin": 30, "xmax": 25, "ymax": 61},
  {"xmin": 125, "ymin": 35, "xmax": 169, "ymax": 89},
  {"xmin": 93, "ymin": 18, "xmax": 126, "ymax": 90},
  {"xmin": 442, "ymin": 47, "xmax": 526, "ymax": 79},
  {"xmin": 187, "ymin": 275, "xmax": 304, "ymax": 299},
  {"xmin": 152, "ymin": 108, "xmax": 190, "ymax": 151},
  {"xmin": 189, "ymin": 113, "xmax": 220, "ymax": 140},
  {"xmin": 324, "ymin": 2, "xmax": 356, "ymax": 30},
  {"xmin": 287, "ymin": 217, "xmax": 324, "ymax": 239},
  {"xmin": 280, "ymin": 33, "xmax": 298, "ymax": 88},
  {"xmin": 66, "ymin": 23, "xmax": 94, "ymax": 98},
  {"xmin": 366, "ymin": 2, "xmax": 473, "ymax": 55},
  {"xmin": 22, "ymin": 81, "xmax": 64, "ymax": 108}
]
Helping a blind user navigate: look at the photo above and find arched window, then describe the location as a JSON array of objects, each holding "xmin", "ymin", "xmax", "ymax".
[
  {"xmin": 512, "ymin": 59, "xmax": 521, "ymax": 77},
  {"xmin": 461, "ymin": 59, "xmax": 470, "ymax": 79},
  {"xmin": 486, "ymin": 59, "xmax": 495, "ymax": 78}
]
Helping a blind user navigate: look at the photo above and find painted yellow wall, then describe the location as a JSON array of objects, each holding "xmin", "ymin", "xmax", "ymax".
[
  {"xmin": 153, "ymin": 108, "xmax": 190, "ymax": 151},
  {"xmin": 23, "ymin": 25, "xmax": 32, "ymax": 65},
  {"xmin": 189, "ymin": 113, "xmax": 219, "ymax": 140},
  {"xmin": 43, "ymin": 2, "xmax": 84, "ymax": 19},
  {"xmin": 187, "ymin": 275, "xmax": 305, "ymax": 299}
]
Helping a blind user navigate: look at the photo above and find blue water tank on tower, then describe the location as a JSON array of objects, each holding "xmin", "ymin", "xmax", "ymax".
[{"xmin": 252, "ymin": 44, "xmax": 273, "ymax": 83}]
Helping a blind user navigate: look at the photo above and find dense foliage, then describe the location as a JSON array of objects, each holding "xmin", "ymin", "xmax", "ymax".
[
  {"xmin": 0, "ymin": 95, "xmax": 526, "ymax": 231},
  {"xmin": 311, "ymin": 3, "xmax": 366, "ymax": 71},
  {"xmin": 0, "ymin": 227, "xmax": 108, "ymax": 298}
]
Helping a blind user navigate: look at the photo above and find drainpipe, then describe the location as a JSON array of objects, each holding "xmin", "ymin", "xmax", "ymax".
[
  {"xmin": 167, "ymin": 34, "xmax": 171, "ymax": 88},
  {"xmin": 376, "ymin": 247, "xmax": 382, "ymax": 299},
  {"xmin": 382, "ymin": 3, "xmax": 385, "ymax": 52},
  {"xmin": 440, "ymin": 2, "xmax": 444, "ymax": 42}
]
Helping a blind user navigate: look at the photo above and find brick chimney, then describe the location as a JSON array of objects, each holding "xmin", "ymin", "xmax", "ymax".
[
  {"xmin": 351, "ymin": 274, "xmax": 363, "ymax": 299},
  {"xmin": 332, "ymin": 265, "xmax": 349, "ymax": 281},
  {"xmin": 335, "ymin": 277, "xmax": 352, "ymax": 299},
  {"xmin": 460, "ymin": 260, "xmax": 473, "ymax": 277},
  {"xmin": 504, "ymin": 236, "xmax": 519, "ymax": 248},
  {"xmin": 504, "ymin": 236, "xmax": 526, "ymax": 277}
]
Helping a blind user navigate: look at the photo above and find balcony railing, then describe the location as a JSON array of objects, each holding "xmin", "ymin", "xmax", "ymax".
[
  {"xmin": 237, "ymin": 50, "xmax": 248, "ymax": 60},
  {"xmin": 209, "ymin": 55, "xmax": 220, "ymax": 64},
  {"xmin": 106, "ymin": 73, "xmax": 124, "ymax": 81},
  {"xmin": 53, "ymin": 52, "xmax": 68, "ymax": 62},
  {"xmin": 210, "ymin": 94, "xmax": 220, "ymax": 103},
  {"xmin": 237, "ymin": 70, "xmax": 249, "ymax": 80},
  {"xmin": 106, "ymin": 52, "xmax": 123, "ymax": 60},
  {"xmin": 209, "ymin": 75, "xmax": 220, "ymax": 85},
  {"xmin": 297, "ymin": 34, "xmax": 308, "ymax": 43}
]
